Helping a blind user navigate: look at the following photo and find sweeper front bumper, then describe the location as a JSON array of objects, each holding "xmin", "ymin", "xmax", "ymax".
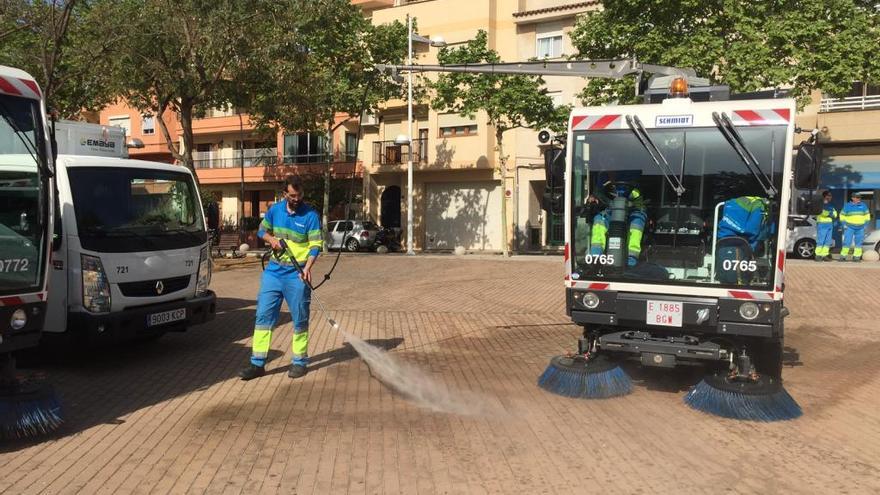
[
  {"xmin": 0, "ymin": 301, "xmax": 46, "ymax": 353},
  {"xmin": 567, "ymin": 288, "xmax": 784, "ymax": 365}
]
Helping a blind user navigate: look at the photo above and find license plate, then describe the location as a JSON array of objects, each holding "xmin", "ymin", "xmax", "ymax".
[
  {"xmin": 147, "ymin": 308, "xmax": 186, "ymax": 327},
  {"xmin": 646, "ymin": 300, "xmax": 682, "ymax": 327}
]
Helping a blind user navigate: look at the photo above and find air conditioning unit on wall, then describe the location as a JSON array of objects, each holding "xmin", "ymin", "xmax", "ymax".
[{"xmin": 361, "ymin": 112, "xmax": 379, "ymax": 127}]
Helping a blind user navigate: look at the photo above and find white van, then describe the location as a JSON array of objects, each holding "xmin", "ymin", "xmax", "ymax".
[{"xmin": 44, "ymin": 155, "xmax": 215, "ymax": 343}]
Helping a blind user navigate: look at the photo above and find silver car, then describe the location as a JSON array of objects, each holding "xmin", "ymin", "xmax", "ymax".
[
  {"xmin": 786, "ymin": 215, "xmax": 820, "ymax": 259},
  {"xmin": 325, "ymin": 220, "xmax": 379, "ymax": 252}
]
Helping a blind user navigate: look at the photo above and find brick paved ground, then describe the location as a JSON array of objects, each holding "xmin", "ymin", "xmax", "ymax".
[{"xmin": 1, "ymin": 255, "xmax": 879, "ymax": 494}]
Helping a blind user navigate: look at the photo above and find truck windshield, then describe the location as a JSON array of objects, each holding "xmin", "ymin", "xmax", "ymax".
[
  {"xmin": 68, "ymin": 167, "xmax": 206, "ymax": 253},
  {"xmin": 570, "ymin": 126, "xmax": 786, "ymax": 290},
  {"xmin": 0, "ymin": 94, "xmax": 47, "ymax": 296}
]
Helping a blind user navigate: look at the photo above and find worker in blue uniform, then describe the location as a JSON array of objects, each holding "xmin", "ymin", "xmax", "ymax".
[
  {"xmin": 588, "ymin": 178, "xmax": 647, "ymax": 267},
  {"xmin": 838, "ymin": 191, "xmax": 871, "ymax": 262},
  {"xmin": 814, "ymin": 190, "xmax": 837, "ymax": 262},
  {"xmin": 240, "ymin": 175, "xmax": 323, "ymax": 380}
]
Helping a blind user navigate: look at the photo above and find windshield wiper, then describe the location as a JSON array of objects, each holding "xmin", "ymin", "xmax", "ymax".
[
  {"xmin": 711, "ymin": 112, "xmax": 778, "ymax": 198},
  {"xmin": 87, "ymin": 226, "xmax": 157, "ymax": 247},
  {"xmin": 161, "ymin": 227, "xmax": 205, "ymax": 242},
  {"xmin": 0, "ymin": 100, "xmax": 46, "ymax": 177},
  {"xmin": 625, "ymin": 115, "xmax": 686, "ymax": 197}
]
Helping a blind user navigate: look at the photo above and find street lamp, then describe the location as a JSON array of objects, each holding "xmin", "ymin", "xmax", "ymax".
[{"xmin": 402, "ymin": 13, "xmax": 445, "ymax": 255}]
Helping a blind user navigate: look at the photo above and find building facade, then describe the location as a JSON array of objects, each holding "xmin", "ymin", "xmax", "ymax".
[
  {"xmin": 98, "ymin": 103, "xmax": 362, "ymax": 228},
  {"xmin": 359, "ymin": 0, "xmax": 595, "ymax": 253}
]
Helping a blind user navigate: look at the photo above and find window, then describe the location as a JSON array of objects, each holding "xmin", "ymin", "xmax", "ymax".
[
  {"xmin": 142, "ymin": 115, "xmax": 155, "ymax": 135},
  {"xmin": 336, "ymin": 221, "xmax": 353, "ymax": 232},
  {"xmin": 345, "ymin": 132, "xmax": 358, "ymax": 161},
  {"xmin": 439, "ymin": 124, "xmax": 478, "ymax": 137},
  {"xmin": 283, "ymin": 132, "xmax": 328, "ymax": 163},
  {"xmin": 108, "ymin": 116, "xmax": 131, "ymax": 136},
  {"xmin": 536, "ymin": 34, "xmax": 563, "ymax": 59}
]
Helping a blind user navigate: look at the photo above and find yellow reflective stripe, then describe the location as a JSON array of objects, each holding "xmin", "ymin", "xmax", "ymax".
[
  {"xmin": 628, "ymin": 228, "xmax": 643, "ymax": 255},
  {"xmin": 591, "ymin": 223, "xmax": 607, "ymax": 247},
  {"xmin": 307, "ymin": 229, "xmax": 323, "ymax": 241},
  {"xmin": 253, "ymin": 329, "xmax": 272, "ymax": 355},
  {"xmin": 292, "ymin": 331, "xmax": 309, "ymax": 358},
  {"xmin": 260, "ymin": 219, "xmax": 272, "ymax": 230},
  {"xmin": 816, "ymin": 217, "xmax": 833, "ymax": 223},
  {"xmin": 273, "ymin": 226, "xmax": 308, "ymax": 243}
]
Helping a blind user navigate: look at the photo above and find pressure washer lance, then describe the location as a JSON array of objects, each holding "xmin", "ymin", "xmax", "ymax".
[{"xmin": 275, "ymin": 239, "xmax": 339, "ymax": 331}]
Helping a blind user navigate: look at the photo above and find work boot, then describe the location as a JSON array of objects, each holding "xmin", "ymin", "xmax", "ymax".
[
  {"xmin": 852, "ymin": 257, "xmax": 862, "ymax": 263},
  {"xmin": 239, "ymin": 364, "xmax": 265, "ymax": 381},
  {"xmin": 288, "ymin": 364, "xmax": 308, "ymax": 379},
  {"xmin": 838, "ymin": 256, "xmax": 849, "ymax": 262},
  {"xmin": 824, "ymin": 256, "xmax": 833, "ymax": 262}
]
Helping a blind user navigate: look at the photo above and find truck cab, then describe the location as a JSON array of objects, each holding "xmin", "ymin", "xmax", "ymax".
[{"xmin": 45, "ymin": 155, "xmax": 215, "ymax": 343}]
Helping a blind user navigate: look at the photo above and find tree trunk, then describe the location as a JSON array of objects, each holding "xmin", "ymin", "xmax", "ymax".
[
  {"xmin": 179, "ymin": 99, "xmax": 196, "ymax": 172},
  {"xmin": 496, "ymin": 129, "xmax": 509, "ymax": 257},
  {"xmin": 323, "ymin": 121, "xmax": 333, "ymax": 228}
]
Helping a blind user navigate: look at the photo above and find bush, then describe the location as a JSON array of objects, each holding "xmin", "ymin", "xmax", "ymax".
[{"xmin": 241, "ymin": 216, "xmax": 263, "ymax": 231}]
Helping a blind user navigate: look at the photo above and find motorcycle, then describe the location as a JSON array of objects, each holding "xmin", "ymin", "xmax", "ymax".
[{"xmin": 373, "ymin": 226, "xmax": 401, "ymax": 253}]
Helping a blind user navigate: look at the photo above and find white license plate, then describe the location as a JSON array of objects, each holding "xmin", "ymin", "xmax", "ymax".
[
  {"xmin": 147, "ymin": 308, "xmax": 186, "ymax": 327},
  {"xmin": 646, "ymin": 300, "xmax": 683, "ymax": 327}
]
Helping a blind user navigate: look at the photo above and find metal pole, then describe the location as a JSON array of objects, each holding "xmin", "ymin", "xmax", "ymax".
[
  {"xmin": 406, "ymin": 14, "xmax": 415, "ymax": 255},
  {"xmin": 239, "ymin": 112, "xmax": 245, "ymax": 246}
]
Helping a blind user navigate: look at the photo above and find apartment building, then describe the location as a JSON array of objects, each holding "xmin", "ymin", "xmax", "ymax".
[
  {"xmin": 99, "ymin": 103, "xmax": 361, "ymax": 227},
  {"xmin": 358, "ymin": 0, "xmax": 595, "ymax": 252}
]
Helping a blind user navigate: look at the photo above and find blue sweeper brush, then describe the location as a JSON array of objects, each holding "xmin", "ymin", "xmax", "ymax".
[
  {"xmin": 538, "ymin": 354, "xmax": 632, "ymax": 399},
  {"xmin": 0, "ymin": 353, "xmax": 63, "ymax": 440}
]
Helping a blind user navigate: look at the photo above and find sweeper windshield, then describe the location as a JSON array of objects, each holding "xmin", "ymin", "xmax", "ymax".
[
  {"xmin": 0, "ymin": 94, "xmax": 47, "ymax": 296},
  {"xmin": 570, "ymin": 125, "xmax": 786, "ymax": 290}
]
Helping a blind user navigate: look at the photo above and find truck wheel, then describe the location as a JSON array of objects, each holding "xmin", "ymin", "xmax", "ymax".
[
  {"xmin": 793, "ymin": 239, "xmax": 815, "ymax": 259},
  {"xmin": 753, "ymin": 339, "xmax": 783, "ymax": 379}
]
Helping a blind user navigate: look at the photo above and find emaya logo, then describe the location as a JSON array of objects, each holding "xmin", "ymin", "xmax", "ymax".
[
  {"xmin": 80, "ymin": 137, "xmax": 116, "ymax": 149},
  {"xmin": 656, "ymin": 115, "xmax": 693, "ymax": 127}
]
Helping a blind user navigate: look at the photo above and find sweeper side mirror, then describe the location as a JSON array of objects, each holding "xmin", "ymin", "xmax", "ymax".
[
  {"xmin": 794, "ymin": 142, "xmax": 821, "ymax": 190},
  {"xmin": 542, "ymin": 146, "xmax": 565, "ymax": 215}
]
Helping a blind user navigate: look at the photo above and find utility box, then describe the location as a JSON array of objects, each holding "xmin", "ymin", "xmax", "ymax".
[{"xmin": 53, "ymin": 120, "xmax": 130, "ymax": 158}]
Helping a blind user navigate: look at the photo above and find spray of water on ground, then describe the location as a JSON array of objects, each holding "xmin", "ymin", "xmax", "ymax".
[{"xmin": 338, "ymin": 329, "xmax": 504, "ymax": 417}]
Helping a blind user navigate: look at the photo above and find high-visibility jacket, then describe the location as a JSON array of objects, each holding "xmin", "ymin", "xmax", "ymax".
[
  {"xmin": 258, "ymin": 201, "xmax": 323, "ymax": 276},
  {"xmin": 840, "ymin": 201, "xmax": 870, "ymax": 228},
  {"xmin": 816, "ymin": 202, "xmax": 838, "ymax": 225},
  {"xmin": 717, "ymin": 196, "xmax": 769, "ymax": 251}
]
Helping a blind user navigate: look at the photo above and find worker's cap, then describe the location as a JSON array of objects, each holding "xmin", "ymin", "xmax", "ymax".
[{"xmin": 852, "ymin": 191, "xmax": 862, "ymax": 198}]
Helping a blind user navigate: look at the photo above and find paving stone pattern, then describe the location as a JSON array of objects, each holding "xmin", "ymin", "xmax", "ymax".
[{"xmin": 1, "ymin": 256, "xmax": 879, "ymax": 494}]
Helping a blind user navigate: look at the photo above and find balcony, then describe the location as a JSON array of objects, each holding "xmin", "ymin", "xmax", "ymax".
[
  {"xmin": 820, "ymin": 95, "xmax": 880, "ymax": 113},
  {"xmin": 372, "ymin": 139, "xmax": 427, "ymax": 166},
  {"xmin": 193, "ymin": 148, "xmax": 278, "ymax": 169}
]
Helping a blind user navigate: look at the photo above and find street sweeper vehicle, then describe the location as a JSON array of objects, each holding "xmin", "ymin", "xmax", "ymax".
[
  {"xmin": 538, "ymin": 81, "xmax": 822, "ymax": 422},
  {"xmin": 43, "ymin": 145, "xmax": 216, "ymax": 344},
  {"xmin": 377, "ymin": 59, "xmax": 821, "ymax": 421},
  {"xmin": 0, "ymin": 65, "xmax": 62, "ymax": 438}
]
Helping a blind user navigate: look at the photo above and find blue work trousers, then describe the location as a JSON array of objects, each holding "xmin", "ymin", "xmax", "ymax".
[{"xmin": 250, "ymin": 270, "xmax": 311, "ymax": 367}]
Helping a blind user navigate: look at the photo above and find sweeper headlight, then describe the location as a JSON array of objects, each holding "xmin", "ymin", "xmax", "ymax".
[
  {"xmin": 739, "ymin": 302, "xmax": 760, "ymax": 320},
  {"xmin": 582, "ymin": 292, "xmax": 600, "ymax": 309},
  {"xmin": 10, "ymin": 308, "xmax": 27, "ymax": 330}
]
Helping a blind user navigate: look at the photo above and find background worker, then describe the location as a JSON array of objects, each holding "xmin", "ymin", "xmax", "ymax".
[
  {"xmin": 239, "ymin": 175, "xmax": 323, "ymax": 380},
  {"xmin": 838, "ymin": 191, "xmax": 871, "ymax": 262},
  {"xmin": 814, "ymin": 190, "xmax": 837, "ymax": 262}
]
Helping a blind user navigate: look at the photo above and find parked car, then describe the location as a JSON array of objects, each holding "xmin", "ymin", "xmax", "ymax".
[
  {"xmin": 786, "ymin": 215, "xmax": 820, "ymax": 259},
  {"xmin": 325, "ymin": 220, "xmax": 380, "ymax": 251}
]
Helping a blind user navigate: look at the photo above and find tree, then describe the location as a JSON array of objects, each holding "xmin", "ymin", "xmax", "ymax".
[
  {"xmin": 0, "ymin": 0, "xmax": 117, "ymax": 118},
  {"xmin": 570, "ymin": 0, "xmax": 880, "ymax": 107},
  {"xmin": 431, "ymin": 30, "xmax": 568, "ymax": 256},
  {"xmin": 244, "ymin": 0, "xmax": 407, "ymax": 227},
  {"xmin": 92, "ymin": 0, "xmax": 294, "ymax": 171}
]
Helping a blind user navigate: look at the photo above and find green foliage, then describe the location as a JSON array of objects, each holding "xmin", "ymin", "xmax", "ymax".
[
  {"xmin": 431, "ymin": 30, "xmax": 569, "ymax": 145},
  {"xmin": 570, "ymin": 0, "xmax": 880, "ymax": 107},
  {"xmin": 0, "ymin": 0, "xmax": 117, "ymax": 118}
]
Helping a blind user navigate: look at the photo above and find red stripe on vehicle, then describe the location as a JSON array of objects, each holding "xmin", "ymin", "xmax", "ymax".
[
  {"xmin": 728, "ymin": 291, "xmax": 753, "ymax": 299},
  {"xmin": 0, "ymin": 77, "xmax": 22, "ymax": 95},
  {"xmin": 775, "ymin": 286, "xmax": 782, "ymax": 293},
  {"xmin": 38, "ymin": 292, "xmax": 46, "ymax": 301},
  {"xmin": 564, "ymin": 243, "xmax": 569, "ymax": 262},
  {"xmin": 590, "ymin": 114, "xmax": 619, "ymax": 130},
  {"xmin": 777, "ymin": 253, "xmax": 785, "ymax": 271},
  {"xmin": 0, "ymin": 296, "xmax": 24, "ymax": 306},
  {"xmin": 773, "ymin": 108, "xmax": 790, "ymax": 122},
  {"xmin": 588, "ymin": 283, "xmax": 609, "ymax": 290},
  {"xmin": 571, "ymin": 116, "xmax": 587, "ymax": 129},
  {"xmin": 564, "ymin": 275, "xmax": 570, "ymax": 281},
  {"xmin": 734, "ymin": 110, "xmax": 763, "ymax": 123}
]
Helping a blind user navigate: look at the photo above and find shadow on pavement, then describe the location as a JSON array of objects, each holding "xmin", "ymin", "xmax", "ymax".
[{"xmin": 264, "ymin": 337, "xmax": 405, "ymax": 377}]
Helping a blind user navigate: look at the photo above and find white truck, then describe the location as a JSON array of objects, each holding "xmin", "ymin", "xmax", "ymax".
[
  {"xmin": 53, "ymin": 119, "xmax": 132, "ymax": 158},
  {"xmin": 45, "ymin": 123, "xmax": 215, "ymax": 343}
]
